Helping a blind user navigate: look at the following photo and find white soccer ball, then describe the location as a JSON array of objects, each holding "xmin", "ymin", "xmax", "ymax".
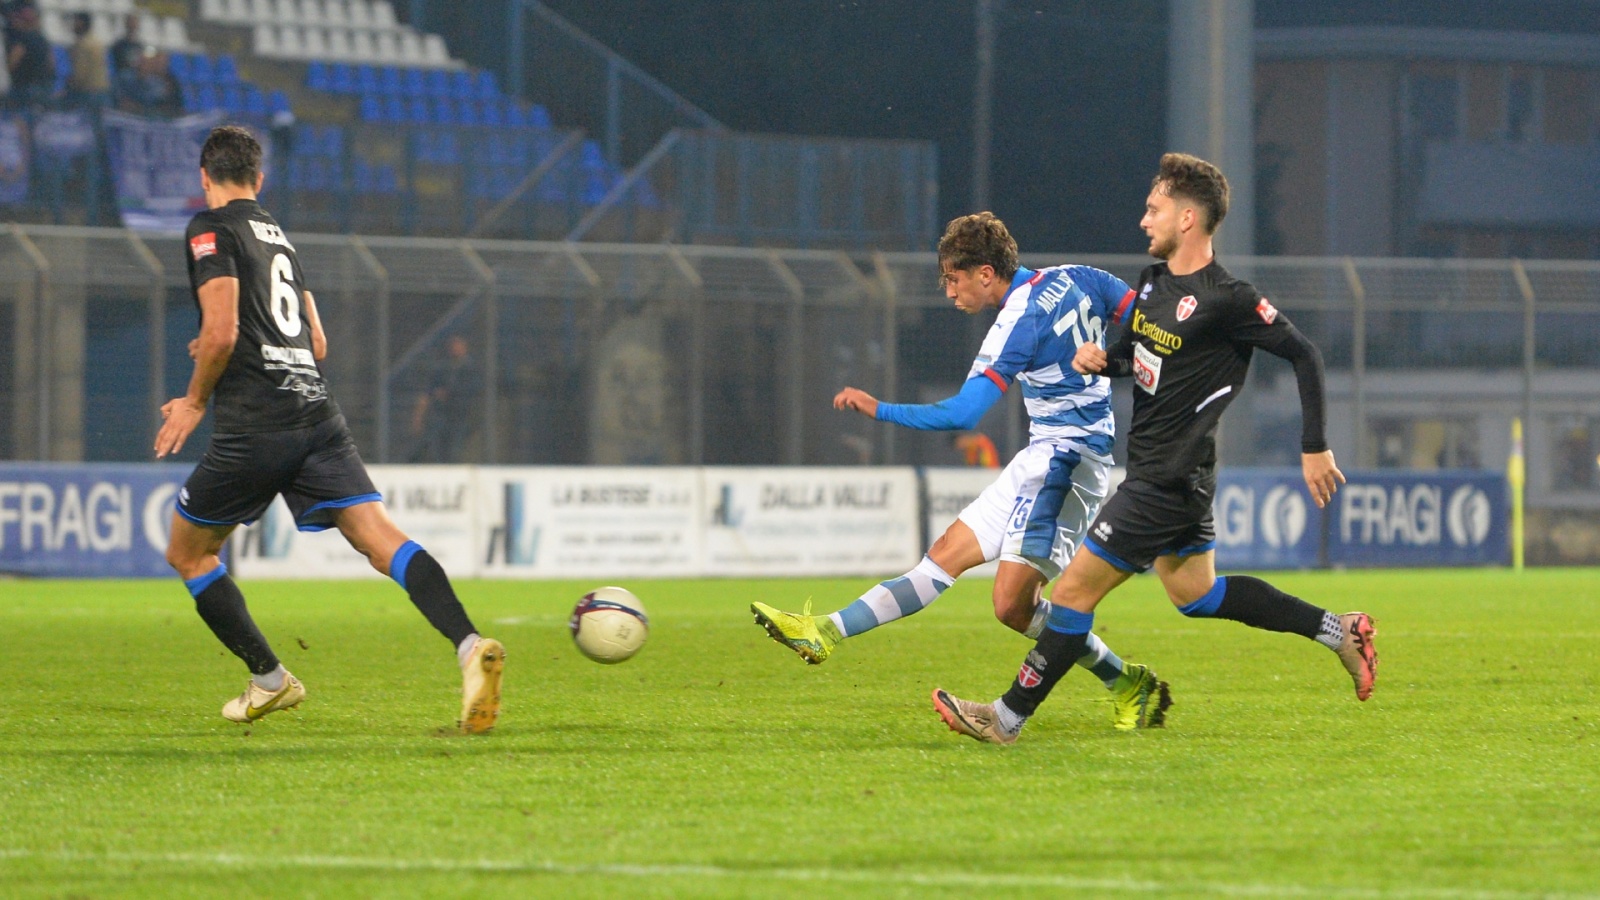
[{"xmin": 569, "ymin": 586, "xmax": 649, "ymax": 664}]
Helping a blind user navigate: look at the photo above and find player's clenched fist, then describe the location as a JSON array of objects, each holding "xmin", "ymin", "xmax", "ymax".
[
  {"xmin": 1072, "ymin": 343, "xmax": 1107, "ymax": 375},
  {"xmin": 1301, "ymin": 450, "xmax": 1346, "ymax": 509},
  {"xmin": 833, "ymin": 386, "xmax": 879, "ymax": 418}
]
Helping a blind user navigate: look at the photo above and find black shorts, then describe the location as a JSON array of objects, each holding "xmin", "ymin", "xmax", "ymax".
[
  {"xmin": 177, "ymin": 415, "xmax": 380, "ymax": 532},
  {"xmin": 1081, "ymin": 476, "xmax": 1216, "ymax": 573}
]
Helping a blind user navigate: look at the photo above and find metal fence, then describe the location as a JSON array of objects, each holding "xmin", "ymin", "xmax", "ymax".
[{"xmin": 4, "ymin": 226, "xmax": 1600, "ymax": 513}]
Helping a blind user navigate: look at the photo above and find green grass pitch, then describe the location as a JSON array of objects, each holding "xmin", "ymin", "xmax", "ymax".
[{"xmin": 2, "ymin": 569, "xmax": 1598, "ymax": 898}]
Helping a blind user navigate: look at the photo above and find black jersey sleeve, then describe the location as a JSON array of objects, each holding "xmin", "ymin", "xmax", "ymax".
[
  {"xmin": 1222, "ymin": 284, "xmax": 1329, "ymax": 453},
  {"xmin": 1102, "ymin": 321, "xmax": 1136, "ymax": 378},
  {"xmin": 185, "ymin": 212, "xmax": 240, "ymax": 289}
]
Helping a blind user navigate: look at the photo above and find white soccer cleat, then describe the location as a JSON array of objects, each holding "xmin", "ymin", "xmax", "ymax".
[
  {"xmin": 221, "ymin": 674, "xmax": 306, "ymax": 723},
  {"xmin": 459, "ymin": 637, "xmax": 505, "ymax": 734}
]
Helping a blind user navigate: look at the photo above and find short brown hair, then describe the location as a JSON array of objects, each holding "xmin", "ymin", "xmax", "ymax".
[
  {"xmin": 937, "ymin": 212, "xmax": 1019, "ymax": 282},
  {"xmin": 199, "ymin": 125, "xmax": 262, "ymax": 187},
  {"xmin": 1153, "ymin": 152, "xmax": 1228, "ymax": 234}
]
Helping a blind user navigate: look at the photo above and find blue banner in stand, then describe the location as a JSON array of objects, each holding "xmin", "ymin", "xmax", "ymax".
[
  {"xmin": 0, "ymin": 463, "xmax": 196, "ymax": 577},
  {"xmin": 1212, "ymin": 468, "xmax": 1323, "ymax": 570},
  {"xmin": 1328, "ymin": 470, "xmax": 1508, "ymax": 567},
  {"xmin": 0, "ymin": 115, "xmax": 29, "ymax": 205},
  {"xmin": 101, "ymin": 110, "xmax": 223, "ymax": 231}
]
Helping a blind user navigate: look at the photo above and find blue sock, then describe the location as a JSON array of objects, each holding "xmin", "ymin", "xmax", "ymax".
[{"xmin": 1178, "ymin": 576, "xmax": 1227, "ymax": 618}]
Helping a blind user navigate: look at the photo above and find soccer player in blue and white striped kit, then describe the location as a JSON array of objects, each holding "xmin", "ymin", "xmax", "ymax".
[{"xmin": 752, "ymin": 212, "xmax": 1171, "ymax": 731}]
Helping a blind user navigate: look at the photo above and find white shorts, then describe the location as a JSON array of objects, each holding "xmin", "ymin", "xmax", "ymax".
[{"xmin": 956, "ymin": 440, "xmax": 1112, "ymax": 581}]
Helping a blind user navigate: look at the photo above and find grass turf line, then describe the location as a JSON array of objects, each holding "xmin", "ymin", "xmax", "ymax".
[{"xmin": 0, "ymin": 570, "xmax": 1597, "ymax": 898}]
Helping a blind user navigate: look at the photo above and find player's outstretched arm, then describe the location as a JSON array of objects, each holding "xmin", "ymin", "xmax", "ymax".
[
  {"xmin": 156, "ymin": 276, "xmax": 238, "ymax": 458},
  {"xmin": 870, "ymin": 375, "xmax": 1004, "ymax": 431}
]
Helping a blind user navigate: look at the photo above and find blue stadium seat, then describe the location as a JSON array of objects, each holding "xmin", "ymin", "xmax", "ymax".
[
  {"xmin": 475, "ymin": 70, "xmax": 498, "ymax": 100},
  {"xmin": 356, "ymin": 65, "xmax": 378, "ymax": 95},
  {"xmin": 579, "ymin": 139, "xmax": 604, "ymax": 168},
  {"xmin": 220, "ymin": 85, "xmax": 245, "ymax": 115},
  {"xmin": 478, "ymin": 100, "xmax": 502, "ymax": 127},
  {"xmin": 407, "ymin": 97, "xmax": 429, "ymax": 124},
  {"xmin": 322, "ymin": 126, "xmax": 344, "ymax": 158},
  {"xmin": 379, "ymin": 66, "xmax": 402, "ymax": 95},
  {"xmin": 383, "ymin": 96, "xmax": 405, "ymax": 123},
  {"xmin": 330, "ymin": 63, "xmax": 355, "ymax": 94},
  {"xmin": 430, "ymin": 97, "xmax": 457, "ymax": 125},
  {"xmin": 215, "ymin": 55, "xmax": 240, "ymax": 84},
  {"xmin": 268, "ymin": 90, "xmax": 291, "ymax": 116},
  {"xmin": 195, "ymin": 84, "xmax": 221, "ymax": 112},
  {"xmin": 306, "ymin": 60, "xmax": 330, "ymax": 92},
  {"xmin": 435, "ymin": 133, "xmax": 461, "ymax": 165},
  {"xmin": 180, "ymin": 83, "xmax": 201, "ymax": 113},
  {"xmin": 189, "ymin": 54, "xmax": 214, "ymax": 83},
  {"xmin": 243, "ymin": 85, "xmax": 267, "ymax": 116},
  {"xmin": 451, "ymin": 70, "xmax": 473, "ymax": 101},
  {"xmin": 359, "ymin": 95, "xmax": 382, "ymax": 122},
  {"xmin": 457, "ymin": 100, "xmax": 479, "ymax": 126},
  {"xmin": 403, "ymin": 67, "xmax": 425, "ymax": 97},
  {"xmin": 529, "ymin": 104, "xmax": 552, "ymax": 130},
  {"xmin": 168, "ymin": 52, "xmax": 191, "ymax": 82},
  {"xmin": 426, "ymin": 69, "xmax": 450, "ymax": 97},
  {"xmin": 501, "ymin": 102, "xmax": 526, "ymax": 128}
]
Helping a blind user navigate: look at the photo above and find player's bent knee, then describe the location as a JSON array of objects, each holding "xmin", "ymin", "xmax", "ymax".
[{"xmin": 1176, "ymin": 576, "xmax": 1226, "ymax": 617}]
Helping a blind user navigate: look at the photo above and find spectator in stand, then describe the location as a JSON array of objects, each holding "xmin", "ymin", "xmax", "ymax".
[
  {"xmin": 131, "ymin": 51, "xmax": 181, "ymax": 117},
  {"xmin": 6, "ymin": 5, "xmax": 54, "ymax": 110},
  {"xmin": 109, "ymin": 14, "xmax": 147, "ymax": 109},
  {"xmin": 65, "ymin": 13, "xmax": 110, "ymax": 110}
]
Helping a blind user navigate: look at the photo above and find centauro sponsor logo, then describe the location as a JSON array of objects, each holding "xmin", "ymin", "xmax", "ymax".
[{"xmin": 1131, "ymin": 308, "xmax": 1182, "ymax": 353}]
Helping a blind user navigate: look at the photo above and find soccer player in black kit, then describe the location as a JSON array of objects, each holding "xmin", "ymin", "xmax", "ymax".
[
  {"xmin": 157, "ymin": 126, "xmax": 505, "ymax": 733},
  {"xmin": 932, "ymin": 153, "xmax": 1377, "ymax": 744}
]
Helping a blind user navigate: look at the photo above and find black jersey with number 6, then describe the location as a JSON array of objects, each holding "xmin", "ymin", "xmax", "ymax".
[
  {"xmin": 1105, "ymin": 259, "xmax": 1327, "ymax": 488},
  {"xmin": 184, "ymin": 198, "xmax": 340, "ymax": 434}
]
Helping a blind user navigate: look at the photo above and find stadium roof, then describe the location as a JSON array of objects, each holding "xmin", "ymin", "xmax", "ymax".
[{"xmin": 1257, "ymin": 26, "xmax": 1600, "ymax": 66}]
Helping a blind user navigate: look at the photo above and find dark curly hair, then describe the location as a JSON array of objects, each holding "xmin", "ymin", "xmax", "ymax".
[
  {"xmin": 937, "ymin": 212, "xmax": 1019, "ymax": 282},
  {"xmin": 199, "ymin": 125, "xmax": 262, "ymax": 187},
  {"xmin": 1153, "ymin": 152, "xmax": 1229, "ymax": 234}
]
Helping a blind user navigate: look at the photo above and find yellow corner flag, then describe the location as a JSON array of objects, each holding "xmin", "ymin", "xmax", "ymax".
[{"xmin": 1509, "ymin": 418, "xmax": 1525, "ymax": 571}]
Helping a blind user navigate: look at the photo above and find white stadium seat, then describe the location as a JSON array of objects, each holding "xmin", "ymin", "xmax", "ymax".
[
  {"xmin": 200, "ymin": 0, "xmax": 225, "ymax": 21},
  {"xmin": 350, "ymin": 29, "xmax": 376, "ymax": 61},
  {"xmin": 347, "ymin": 0, "xmax": 370, "ymax": 28},
  {"xmin": 371, "ymin": 1, "xmax": 395, "ymax": 28},
  {"xmin": 254, "ymin": 22, "xmax": 279, "ymax": 55},
  {"xmin": 323, "ymin": 0, "xmax": 348, "ymax": 27},
  {"xmin": 300, "ymin": 0, "xmax": 325, "ymax": 26},
  {"xmin": 270, "ymin": 0, "xmax": 297, "ymax": 22},
  {"xmin": 247, "ymin": 0, "xmax": 274, "ymax": 23},
  {"xmin": 373, "ymin": 29, "xmax": 399, "ymax": 62},
  {"xmin": 325, "ymin": 26, "xmax": 352, "ymax": 60},
  {"xmin": 275, "ymin": 24, "xmax": 305, "ymax": 58},
  {"xmin": 301, "ymin": 25, "xmax": 328, "ymax": 58},
  {"xmin": 396, "ymin": 30, "xmax": 421, "ymax": 64},
  {"xmin": 160, "ymin": 17, "xmax": 189, "ymax": 51},
  {"xmin": 422, "ymin": 33, "xmax": 448, "ymax": 66}
]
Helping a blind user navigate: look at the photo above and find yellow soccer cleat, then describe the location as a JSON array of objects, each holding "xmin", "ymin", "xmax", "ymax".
[
  {"xmin": 1109, "ymin": 663, "xmax": 1172, "ymax": 731},
  {"xmin": 460, "ymin": 637, "xmax": 506, "ymax": 734},
  {"xmin": 221, "ymin": 674, "xmax": 306, "ymax": 723},
  {"xmin": 751, "ymin": 600, "xmax": 840, "ymax": 665}
]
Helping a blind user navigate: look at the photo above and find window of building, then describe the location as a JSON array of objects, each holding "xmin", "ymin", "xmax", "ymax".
[
  {"xmin": 1407, "ymin": 68, "xmax": 1460, "ymax": 140},
  {"xmin": 1372, "ymin": 417, "xmax": 1481, "ymax": 470},
  {"xmin": 1542, "ymin": 68, "xmax": 1594, "ymax": 144},
  {"xmin": 1550, "ymin": 416, "xmax": 1600, "ymax": 492},
  {"xmin": 1506, "ymin": 69, "xmax": 1538, "ymax": 141}
]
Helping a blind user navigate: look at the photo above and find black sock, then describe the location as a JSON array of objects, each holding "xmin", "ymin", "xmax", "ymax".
[
  {"xmin": 1000, "ymin": 627, "xmax": 1091, "ymax": 718},
  {"xmin": 391, "ymin": 543, "xmax": 477, "ymax": 646},
  {"xmin": 1214, "ymin": 575, "xmax": 1325, "ymax": 639},
  {"xmin": 188, "ymin": 567, "xmax": 279, "ymax": 676}
]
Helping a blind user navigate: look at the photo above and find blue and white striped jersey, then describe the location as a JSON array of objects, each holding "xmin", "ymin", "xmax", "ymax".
[{"xmin": 968, "ymin": 265, "xmax": 1136, "ymax": 455}]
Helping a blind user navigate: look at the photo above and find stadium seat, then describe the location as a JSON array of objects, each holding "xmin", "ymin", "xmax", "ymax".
[
  {"xmin": 371, "ymin": 0, "xmax": 395, "ymax": 28},
  {"xmin": 359, "ymin": 94, "xmax": 383, "ymax": 122},
  {"xmin": 215, "ymin": 54, "xmax": 239, "ymax": 84},
  {"xmin": 580, "ymin": 139, "xmax": 605, "ymax": 169},
  {"xmin": 426, "ymin": 69, "xmax": 450, "ymax": 98},
  {"xmin": 243, "ymin": 85, "xmax": 268, "ymax": 116},
  {"xmin": 350, "ymin": 30, "xmax": 376, "ymax": 62},
  {"xmin": 347, "ymin": 0, "xmax": 371, "ymax": 27},
  {"xmin": 220, "ymin": 84, "xmax": 245, "ymax": 115},
  {"xmin": 402, "ymin": 67, "xmax": 425, "ymax": 97},
  {"xmin": 160, "ymin": 16, "xmax": 189, "ymax": 50},
  {"xmin": 373, "ymin": 30, "xmax": 400, "ymax": 63},
  {"xmin": 168, "ymin": 52, "xmax": 191, "ymax": 82},
  {"xmin": 194, "ymin": 83, "xmax": 221, "ymax": 112},
  {"xmin": 306, "ymin": 60, "xmax": 330, "ymax": 91},
  {"xmin": 451, "ymin": 70, "xmax": 473, "ymax": 101},
  {"xmin": 474, "ymin": 70, "xmax": 498, "ymax": 101},
  {"xmin": 300, "ymin": 0, "xmax": 326, "ymax": 25},
  {"xmin": 382, "ymin": 95, "xmax": 405, "ymax": 123},
  {"xmin": 529, "ymin": 104, "xmax": 552, "ymax": 130},
  {"xmin": 422, "ymin": 34, "xmax": 448, "ymax": 66},
  {"xmin": 407, "ymin": 97, "xmax": 428, "ymax": 124},
  {"xmin": 253, "ymin": 23, "xmax": 279, "ymax": 56},
  {"xmin": 327, "ymin": 27, "xmax": 353, "ymax": 60},
  {"xmin": 273, "ymin": 25, "xmax": 304, "ymax": 58},
  {"xmin": 51, "ymin": 45, "xmax": 70, "ymax": 95},
  {"xmin": 378, "ymin": 65, "xmax": 401, "ymax": 94},
  {"xmin": 457, "ymin": 99, "xmax": 479, "ymax": 126},
  {"xmin": 478, "ymin": 100, "xmax": 502, "ymax": 127},
  {"xmin": 502, "ymin": 103, "xmax": 527, "ymax": 129},
  {"xmin": 189, "ymin": 54, "xmax": 214, "ymax": 83},
  {"xmin": 430, "ymin": 97, "xmax": 456, "ymax": 125},
  {"xmin": 268, "ymin": 90, "xmax": 292, "ymax": 115},
  {"xmin": 329, "ymin": 62, "xmax": 355, "ymax": 93},
  {"xmin": 355, "ymin": 64, "xmax": 378, "ymax": 94},
  {"xmin": 323, "ymin": 0, "xmax": 349, "ymax": 26},
  {"xmin": 302, "ymin": 26, "xmax": 328, "ymax": 57}
]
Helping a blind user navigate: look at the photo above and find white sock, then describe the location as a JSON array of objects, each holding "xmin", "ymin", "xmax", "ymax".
[
  {"xmin": 1314, "ymin": 611, "xmax": 1344, "ymax": 650},
  {"xmin": 993, "ymin": 697, "xmax": 1026, "ymax": 737},
  {"xmin": 1024, "ymin": 600, "xmax": 1052, "ymax": 639},
  {"xmin": 252, "ymin": 665, "xmax": 287, "ymax": 692},
  {"xmin": 457, "ymin": 633, "xmax": 480, "ymax": 667}
]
